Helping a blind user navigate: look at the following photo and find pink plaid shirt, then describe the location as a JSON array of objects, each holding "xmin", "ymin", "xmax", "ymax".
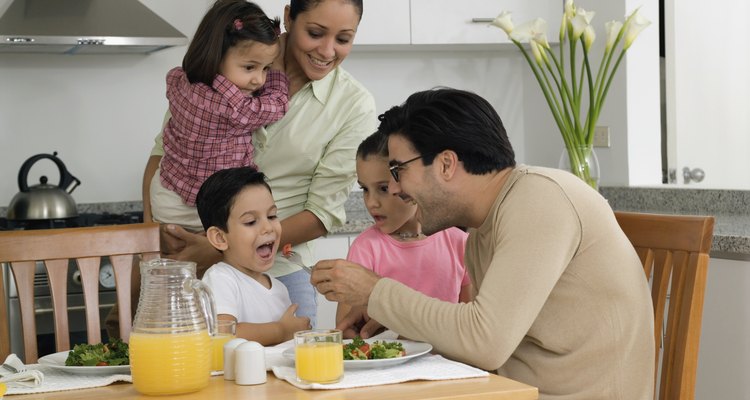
[{"xmin": 160, "ymin": 67, "xmax": 288, "ymax": 206}]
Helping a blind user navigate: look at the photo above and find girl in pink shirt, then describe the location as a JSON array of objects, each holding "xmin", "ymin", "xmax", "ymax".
[{"xmin": 335, "ymin": 132, "xmax": 473, "ymax": 325}]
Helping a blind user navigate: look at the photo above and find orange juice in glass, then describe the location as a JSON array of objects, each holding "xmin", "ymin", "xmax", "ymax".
[
  {"xmin": 211, "ymin": 320, "xmax": 237, "ymax": 372},
  {"xmin": 294, "ymin": 329, "xmax": 343, "ymax": 384},
  {"xmin": 130, "ymin": 330, "xmax": 211, "ymax": 395}
]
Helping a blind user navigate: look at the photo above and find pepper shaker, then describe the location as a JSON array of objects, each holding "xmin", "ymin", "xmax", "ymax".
[
  {"xmin": 234, "ymin": 341, "xmax": 267, "ymax": 385},
  {"xmin": 223, "ymin": 338, "xmax": 248, "ymax": 381}
]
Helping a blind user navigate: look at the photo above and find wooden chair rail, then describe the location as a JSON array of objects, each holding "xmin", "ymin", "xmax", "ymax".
[
  {"xmin": 0, "ymin": 223, "xmax": 160, "ymax": 363},
  {"xmin": 615, "ymin": 212, "xmax": 714, "ymax": 400}
]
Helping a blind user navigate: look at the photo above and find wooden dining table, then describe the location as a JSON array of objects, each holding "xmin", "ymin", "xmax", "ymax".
[{"xmin": 11, "ymin": 372, "xmax": 538, "ymax": 400}]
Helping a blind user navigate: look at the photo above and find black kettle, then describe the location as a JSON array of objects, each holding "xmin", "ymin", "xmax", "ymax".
[{"xmin": 7, "ymin": 152, "xmax": 81, "ymax": 220}]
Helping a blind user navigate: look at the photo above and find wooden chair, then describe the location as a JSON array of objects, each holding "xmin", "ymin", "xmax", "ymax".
[
  {"xmin": 0, "ymin": 222, "xmax": 160, "ymax": 363},
  {"xmin": 615, "ymin": 212, "xmax": 714, "ymax": 400}
]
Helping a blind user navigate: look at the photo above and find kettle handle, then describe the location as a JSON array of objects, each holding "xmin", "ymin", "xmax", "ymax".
[{"xmin": 18, "ymin": 151, "xmax": 81, "ymax": 193}]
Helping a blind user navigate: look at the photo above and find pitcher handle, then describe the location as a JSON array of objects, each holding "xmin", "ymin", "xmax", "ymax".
[{"xmin": 189, "ymin": 278, "xmax": 218, "ymax": 336}]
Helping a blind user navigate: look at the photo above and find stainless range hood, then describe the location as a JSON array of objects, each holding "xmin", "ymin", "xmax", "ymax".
[{"xmin": 0, "ymin": 0, "xmax": 188, "ymax": 54}]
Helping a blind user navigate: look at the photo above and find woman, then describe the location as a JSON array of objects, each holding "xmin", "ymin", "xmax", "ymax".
[{"xmin": 141, "ymin": 0, "xmax": 374, "ymax": 328}]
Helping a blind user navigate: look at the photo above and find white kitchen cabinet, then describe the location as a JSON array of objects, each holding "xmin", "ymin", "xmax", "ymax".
[
  {"xmin": 254, "ymin": 0, "xmax": 560, "ymax": 47},
  {"xmin": 251, "ymin": 0, "xmax": 285, "ymax": 21},
  {"xmin": 311, "ymin": 234, "xmax": 357, "ymax": 329},
  {"xmin": 251, "ymin": 0, "xmax": 410, "ymax": 45},
  {"xmin": 694, "ymin": 257, "xmax": 750, "ymax": 399},
  {"xmin": 410, "ymin": 0, "xmax": 562, "ymax": 45},
  {"xmin": 355, "ymin": 0, "xmax": 411, "ymax": 45}
]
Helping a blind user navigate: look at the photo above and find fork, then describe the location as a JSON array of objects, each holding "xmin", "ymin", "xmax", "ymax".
[{"xmin": 281, "ymin": 245, "xmax": 313, "ymax": 275}]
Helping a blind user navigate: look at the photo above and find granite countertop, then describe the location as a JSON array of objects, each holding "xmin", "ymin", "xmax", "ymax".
[
  {"xmin": 4, "ymin": 186, "xmax": 748, "ymax": 259},
  {"xmin": 600, "ymin": 187, "xmax": 750, "ymax": 260}
]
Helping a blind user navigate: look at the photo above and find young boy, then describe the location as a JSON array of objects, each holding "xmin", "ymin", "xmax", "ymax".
[
  {"xmin": 336, "ymin": 132, "xmax": 473, "ymax": 325},
  {"xmin": 196, "ymin": 166, "xmax": 310, "ymax": 346}
]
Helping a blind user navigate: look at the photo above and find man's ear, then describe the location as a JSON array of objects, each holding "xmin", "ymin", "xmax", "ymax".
[
  {"xmin": 436, "ymin": 150, "xmax": 459, "ymax": 180},
  {"xmin": 206, "ymin": 226, "xmax": 228, "ymax": 251}
]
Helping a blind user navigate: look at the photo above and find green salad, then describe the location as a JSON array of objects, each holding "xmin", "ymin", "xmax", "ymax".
[
  {"xmin": 343, "ymin": 336, "xmax": 405, "ymax": 360},
  {"xmin": 64, "ymin": 338, "xmax": 129, "ymax": 366}
]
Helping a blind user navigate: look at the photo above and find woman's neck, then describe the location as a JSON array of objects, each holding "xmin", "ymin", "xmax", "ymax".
[{"xmin": 284, "ymin": 45, "xmax": 310, "ymax": 97}]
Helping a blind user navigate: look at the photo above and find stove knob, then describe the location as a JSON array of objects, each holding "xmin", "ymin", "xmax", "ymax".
[{"xmin": 71, "ymin": 270, "xmax": 82, "ymax": 286}]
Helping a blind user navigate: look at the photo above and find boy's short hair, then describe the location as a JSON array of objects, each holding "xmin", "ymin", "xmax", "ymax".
[
  {"xmin": 356, "ymin": 131, "xmax": 388, "ymax": 160},
  {"xmin": 196, "ymin": 166, "xmax": 272, "ymax": 232}
]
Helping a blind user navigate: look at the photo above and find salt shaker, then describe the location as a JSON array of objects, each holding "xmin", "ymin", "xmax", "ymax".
[
  {"xmin": 235, "ymin": 341, "xmax": 267, "ymax": 385},
  {"xmin": 223, "ymin": 338, "xmax": 248, "ymax": 381}
]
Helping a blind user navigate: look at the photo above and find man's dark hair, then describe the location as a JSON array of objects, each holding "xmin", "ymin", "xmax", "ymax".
[
  {"xmin": 196, "ymin": 166, "xmax": 272, "ymax": 232},
  {"xmin": 377, "ymin": 87, "xmax": 516, "ymax": 174}
]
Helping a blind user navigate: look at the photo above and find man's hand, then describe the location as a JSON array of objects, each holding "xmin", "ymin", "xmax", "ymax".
[
  {"xmin": 310, "ymin": 259, "xmax": 381, "ymax": 307},
  {"xmin": 336, "ymin": 306, "xmax": 384, "ymax": 339},
  {"xmin": 160, "ymin": 224, "xmax": 221, "ymax": 274}
]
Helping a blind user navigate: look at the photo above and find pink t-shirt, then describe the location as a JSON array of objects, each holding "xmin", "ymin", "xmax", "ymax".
[{"xmin": 347, "ymin": 226, "xmax": 470, "ymax": 303}]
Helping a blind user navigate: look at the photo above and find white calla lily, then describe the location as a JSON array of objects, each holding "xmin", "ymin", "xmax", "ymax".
[
  {"xmin": 530, "ymin": 40, "xmax": 544, "ymax": 65},
  {"xmin": 559, "ymin": 14, "xmax": 567, "ymax": 42},
  {"xmin": 490, "ymin": 0, "xmax": 649, "ymax": 190},
  {"xmin": 509, "ymin": 18, "xmax": 547, "ymax": 44},
  {"xmin": 569, "ymin": 8, "xmax": 594, "ymax": 41},
  {"xmin": 564, "ymin": 0, "xmax": 576, "ymax": 19},
  {"xmin": 604, "ymin": 20, "xmax": 623, "ymax": 52},
  {"xmin": 582, "ymin": 25, "xmax": 595, "ymax": 51},
  {"xmin": 623, "ymin": 9, "xmax": 651, "ymax": 49},
  {"xmin": 491, "ymin": 11, "xmax": 514, "ymax": 34}
]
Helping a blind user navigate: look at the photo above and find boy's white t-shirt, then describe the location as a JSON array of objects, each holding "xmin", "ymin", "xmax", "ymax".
[{"xmin": 202, "ymin": 261, "xmax": 291, "ymax": 323}]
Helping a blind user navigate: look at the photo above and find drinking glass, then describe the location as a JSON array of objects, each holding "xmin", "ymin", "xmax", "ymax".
[
  {"xmin": 294, "ymin": 329, "xmax": 343, "ymax": 384},
  {"xmin": 211, "ymin": 320, "xmax": 237, "ymax": 372}
]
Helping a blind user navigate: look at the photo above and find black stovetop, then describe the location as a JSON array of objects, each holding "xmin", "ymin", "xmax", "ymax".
[{"xmin": 0, "ymin": 211, "xmax": 143, "ymax": 231}]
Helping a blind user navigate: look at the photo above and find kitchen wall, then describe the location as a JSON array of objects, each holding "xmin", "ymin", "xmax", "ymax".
[{"xmin": 0, "ymin": 0, "xmax": 661, "ymax": 207}]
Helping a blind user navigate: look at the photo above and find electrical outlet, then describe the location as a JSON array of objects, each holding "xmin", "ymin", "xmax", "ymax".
[{"xmin": 593, "ymin": 126, "xmax": 610, "ymax": 148}]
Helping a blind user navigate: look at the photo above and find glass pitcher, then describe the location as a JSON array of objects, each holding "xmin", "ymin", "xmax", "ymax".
[{"xmin": 129, "ymin": 259, "xmax": 217, "ymax": 396}]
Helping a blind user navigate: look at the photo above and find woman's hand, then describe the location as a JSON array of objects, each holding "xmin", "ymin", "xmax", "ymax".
[{"xmin": 160, "ymin": 224, "xmax": 221, "ymax": 273}]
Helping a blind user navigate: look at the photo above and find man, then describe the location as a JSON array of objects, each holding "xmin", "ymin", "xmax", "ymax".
[{"xmin": 311, "ymin": 88, "xmax": 655, "ymax": 399}]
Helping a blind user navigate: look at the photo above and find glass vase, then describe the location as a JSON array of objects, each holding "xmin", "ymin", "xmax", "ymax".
[{"xmin": 558, "ymin": 145, "xmax": 600, "ymax": 190}]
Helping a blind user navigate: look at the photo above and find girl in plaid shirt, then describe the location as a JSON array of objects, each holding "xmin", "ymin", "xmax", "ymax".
[{"xmin": 153, "ymin": 0, "xmax": 289, "ymax": 232}]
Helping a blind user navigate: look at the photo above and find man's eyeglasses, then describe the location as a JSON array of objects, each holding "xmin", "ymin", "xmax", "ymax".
[{"xmin": 389, "ymin": 156, "xmax": 423, "ymax": 182}]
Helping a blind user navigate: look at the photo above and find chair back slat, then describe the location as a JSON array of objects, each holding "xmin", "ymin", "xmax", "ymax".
[
  {"xmin": 45, "ymin": 258, "xmax": 71, "ymax": 354},
  {"xmin": 0, "ymin": 222, "xmax": 160, "ymax": 363},
  {"xmin": 77, "ymin": 256, "xmax": 103, "ymax": 345},
  {"xmin": 615, "ymin": 212, "xmax": 713, "ymax": 400},
  {"xmin": 9, "ymin": 261, "xmax": 37, "ymax": 362}
]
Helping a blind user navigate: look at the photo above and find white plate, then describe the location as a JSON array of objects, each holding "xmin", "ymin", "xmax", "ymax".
[
  {"xmin": 282, "ymin": 339, "xmax": 432, "ymax": 370},
  {"xmin": 38, "ymin": 351, "xmax": 131, "ymax": 375}
]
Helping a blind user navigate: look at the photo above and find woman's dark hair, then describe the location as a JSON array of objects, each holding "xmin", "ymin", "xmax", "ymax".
[
  {"xmin": 377, "ymin": 87, "xmax": 516, "ymax": 175},
  {"xmin": 183, "ymin": 0, "xmax": 281, "ymax": 86},
  {"xmin": 356, "ymin": 131, "xmax": 388, "ymax": 160},
  {"xmin": 196, "ymin": 166, "xmax": 272, "ymax": 232},
  {"xmin": 289, "ymin": 0, "xmax": 363, "ymax": 21}
]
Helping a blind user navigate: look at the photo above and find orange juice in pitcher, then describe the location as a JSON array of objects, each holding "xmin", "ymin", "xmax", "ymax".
[
  {"xmin": 130, "ymin": 259, "xmax": 217, "ymax": 396},
  {"xmin": 130, "ymin": 330, "xmax": 211, "ymax": 395}
]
